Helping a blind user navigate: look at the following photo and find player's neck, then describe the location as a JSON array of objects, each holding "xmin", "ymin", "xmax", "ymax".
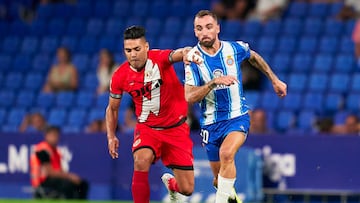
[{"xmin": 200, "ymin": 40, "xmax": 221, "ymax": 55}]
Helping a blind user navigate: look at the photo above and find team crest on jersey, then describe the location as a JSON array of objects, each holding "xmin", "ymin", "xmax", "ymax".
[
  {"xmin": 226, "ymin": 56, "xmax": 234, "ymax": 66},
  {"xmin": 145, "ymin": 69, "xmax": 153, "ymax": 79},
  {"xmin": 133, "ymin": 139, "xmax": 141, "ymax": 147}
]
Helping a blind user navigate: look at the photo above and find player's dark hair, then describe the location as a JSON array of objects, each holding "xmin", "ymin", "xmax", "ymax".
[
  {"xmin": 44, "ymin": 126, "xmax": 61, "ymax": 135},
  {"xmin": 195, "ymin": 10, "xmax": 218, "ymax": 23},
  {"xmin": 123, "ymin": 26, "xmax": 146, "ymax": 40}
]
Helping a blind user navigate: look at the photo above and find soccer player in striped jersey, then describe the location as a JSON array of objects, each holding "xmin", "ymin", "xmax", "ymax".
[{"xmin": 185, "ymin": 10, "xmax": 287, "ymax": 203}]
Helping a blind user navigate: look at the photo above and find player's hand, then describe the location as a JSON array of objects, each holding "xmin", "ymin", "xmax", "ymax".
[
  {"xmin": 68, "ymin": 173, "xmax": 81, "ymax": 184},
  {"xmin": 108, "ymin": 136, "xmax": 119, "ymax": 159},
  {"xmin": 184, "ymin": 48, "xmax": 203, "ymax": 65},
  {"xmin": 272, "ymin": 79, "xmax": 287, "ymax": 98},
  {"xmin": 213, "ymin": 75, "xmax": 239, "ymax": 86}
]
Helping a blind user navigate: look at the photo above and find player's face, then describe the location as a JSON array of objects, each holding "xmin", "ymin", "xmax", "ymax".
[
  {"xmin": 124, "ymin": 38, "xmax": 149, "ymax": 70},
  {"xmin": 194, "ymin": 15, "xmax": 220, "ymax": 48}
]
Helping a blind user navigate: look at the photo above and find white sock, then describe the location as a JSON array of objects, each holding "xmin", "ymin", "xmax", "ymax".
[{"xmin": 215, "ymin": 174, "xmax": 236, "ymax": 203}]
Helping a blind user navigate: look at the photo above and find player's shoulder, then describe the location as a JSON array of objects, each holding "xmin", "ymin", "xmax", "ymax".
[
  {"xmin": 112, "ymin": 62, "xmax": 128, "ymax": 77},
  {"xmin": 225, "ymin": 40, "xmax": 250, "ymax": 51},
  {"xmin": 148, "ymin": 49, "xmax": 172, "ymax": 56}
]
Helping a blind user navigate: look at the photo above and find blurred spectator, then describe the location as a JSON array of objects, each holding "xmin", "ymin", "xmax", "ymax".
[
  {"xmin": 336, "ymin": 0, "xmax": 360, "ymax": 21},
  {"xmin": 211, "ymin": 0, "xmax": 256, "ymax": 20},
  {"xmin": 97, "ymin": 49, "xmax": 118, "ymax": 95},
  {"xmin": 30, "ymin": 126, "xmax": 89, "ymax": 199},
  {"xmin": 85, "ymin": 120, "xmax": 105, "ymax": 133},
  {"xmin": 248, "ymin": 0, "xmax": 289, "ymax": 22},
  {"xmin": 241, "ymin": 60, "xmax": 262, "ymax": 90},
  {"xmin": 315, "ymin": 117, "xmax": 334, "ymax": 133},
  {"xmin": 42, "ymin": 47, "xmax": 78, "ymax": 93},
  {"xmin": 332, "ymin": 114, "xmax": 360, "ymax": 134},
  {"xmin": 249, "ymin": 109, "xmax": 270, "ymax": 134},
  {"xmin": 19, "ymin": 112, "xmax": 47, "ymax": 133},
  {"xmin": 353, "ymin": 20, "xmax": 360, "ymax": 66}
]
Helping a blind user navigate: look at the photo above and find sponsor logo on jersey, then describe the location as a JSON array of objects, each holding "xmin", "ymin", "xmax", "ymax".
[{"xmin": 133, "ymin": 139, "xmax": 141, "ymax": 147}]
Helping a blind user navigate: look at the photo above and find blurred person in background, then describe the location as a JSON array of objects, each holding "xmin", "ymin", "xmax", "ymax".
[
  {"xmin": 185, "ymin": 10, "xmax": 287, "ymax": 203},
  {"xmin": 85, "ymin": 119, "xmax": 106, "ymax": 133},
  {"xmin": 42, "ymin": 47, "xmax": 78, "ymax": 93},
  {"xmin": 97, "ymin": 49, "xmax": 118, "ymax": 95},
  {"xmin": 30, "ymin": 126, "xmax": 88, "ymax": 199},
  {"xmin": 352, "ymin": 19, "xmax": 360, "ymax": 67},
  {"xmin": 249, "ymin": 109, "xmax": 270, "ymax": 134},
  {"xmin": 248, "ymin": 0, "xmax": 289, "ymax": 22},
  {"xmin": 121, "ymin": 101, "xmax": 137, "ymax": 133},
  {"xmin": 211, "ymin": 0, "xmax": 255, "ymax": 21},
  {"xmin": 19, "ymin": 112, "xmax": 47, "ymax": 133},
  {"xmin": 332, "ymin": 114, "xmax": 360, "ymax": 135},
  {"xmin": 105, "ymin": 26, "xmax": 202, "ymax": 203},
  {"xmin": 336, "ymin": 0, "xmax": 360, "ymax": 21}
]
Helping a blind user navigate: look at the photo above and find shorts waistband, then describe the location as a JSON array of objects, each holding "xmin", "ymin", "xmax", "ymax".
[{"xmin": 148, "ymin": 117, "xmax": 187, "ymax": 130}]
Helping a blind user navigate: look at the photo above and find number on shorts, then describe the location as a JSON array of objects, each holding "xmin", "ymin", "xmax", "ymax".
[{"xmin": 200, "ymin": 129, "xmax": 209, "ymax": 144}]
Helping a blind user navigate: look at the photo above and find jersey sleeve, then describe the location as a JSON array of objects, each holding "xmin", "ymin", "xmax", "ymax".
[
  {"xmin": 154, "ymin": 49, "xmax": 173, "ymax": 68},
  {"xmin": 236, "ymin": 41, "xmax": 251, "ymax": 60},
  {"xmin": 185, "ymin": 63, "xmax": 201, "ymax": 86},
  {"xmin": 109, "ymin": 70, "xmax": 123, "ymax": 99}
]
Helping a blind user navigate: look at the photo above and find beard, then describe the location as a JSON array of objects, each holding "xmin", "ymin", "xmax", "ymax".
[{"xmin": 200, "ymin": 38, "xmax": 215, "ymax": 48}]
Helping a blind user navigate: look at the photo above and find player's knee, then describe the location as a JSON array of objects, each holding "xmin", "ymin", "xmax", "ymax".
[
  {"xmin": 179, "ymin": 183, "xmax": 194, "ymax": 196},
  {"xmin": 219, "ymin": 148, "xmax": 235, "ymax": 163},
  {"xmin": 133, "ymin": 156, "xmax": 153, "ymax": 171}
]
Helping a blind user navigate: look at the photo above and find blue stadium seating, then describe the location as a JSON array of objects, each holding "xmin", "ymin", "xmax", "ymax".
[
  {"xmin": 36, "ymin": 4, "xmax": 54, "ymax": 19},
  {"xmin": 291, "ymin": 53, "xmax": 312, "ymax": 73},
  {"xmin": 297, "ymin": 36, "xmax": 317, "ymax": 54},
  {"xmin": 275, "ymin": 110, "xmax": 295, "ymax": 132},
  {"xmin": 288, "ymin": 73, "xmax": 307, "ymax": 92},
  {"xmin": 242, "ymin": 21, "xmax": 262, "ymax": 37},
  {"xmin": 0, "ymin": 108, "xmax": 6, "ymax": 124},
  {"xmin": 350, "ymin": 73, "xmax": 360, "ymax": 92},
  {"xmin": 303, "ymin": 92, "xmax": 324, "ymax": 111},
  {"xmin": 78, "ymin": 36, "xmax": 97, "ymax": 54},
  {"xmin": 346, "ymin": 93, "xmax": 360, "ymax": 112},
  {"xmin": 66, "ymin": 18, "xmax": 86, "ymax": 37},
  {"xmin": 47, "ymin": 18, "xmax": 66, "ymax": 37},
  {"xmin": 29, "ymin": 20, "xmax": 46, "ymax": 36},
  {"xmin": 132, "ymin": 1, "xmax": 149, "ymax": 18},
  {"xmin": 76, "ymin": 91, "xmax": 94, "ymax": 108},
  {"xmin": 257, "ymin": 37, "xmax": 276, "ymax": 54},
  {"xmin": 55, "ymin": 92, "xmax": 75, "ymax": 108},
  {"xmin": 67, "ymin": 108, "xmax": 87, "ymax": 128},
  {"xmin": 281, "ymin": 92, "xmax": 301, "ymax": 111},
  {"xmin": 73, "ymin": 3, "xmax": 92, "ymax": 19},
  {"xmin": 24, "ymin": 72, "xmax": 43, "ymax": 91},
  {"xmin": 60, "ymin": 36, "xmax": 78, "ymax": 52},
  {"xmin": 0, "ymin": 54, "xmax": 11, "ymax": 73},
  {"xmin": 312, "ymin": 54, "xmax": 333, "ymax": 72},
  {"xmin": 21, "ymin": 37, "xmax": 38, "ymax": 55},
  {"xmin": 221, "ymin": 20, "xmax": 242, "ymax": 40},
  {"xmin": 308, "ymin": 73, "xmax": 328, "ymax": 92},
  {"xmin": 2, "ymin": 36, "xmax": 19, "ymax": 54},
  {"xmin": 88, "ymin": 108, "xmax": 105, "ymax": 123},
  {"xmin": 9, "ymin": 21, "xmax": 29, "ymax": 36},
  {"xmin": 271, "ymin": 53, "xmax": 291, "ymax": 73},
  {"xmin": 339, "ymin": 37, "xmax": 354, "ymax": 54},
  {"xmin": 262, "ymin": 20, "xmax": 281, "ymax": 37},
  {"xmin": 93, "ymin": 2, "xmax": 111, "ymax": 19},
  {"xmin": 47, "ymin": 108, "xmax": 67, "ymax": 126},
  {"xmin": 324, "ymin": 93, "xmax": 343, "ymax": 112},
  {"xmin": 113, "ymin": 1, "xmax": 131, "ymax": 18},
  {"xmin": 105, "ymin": 18, "xmax": 125, "ymax": 37},
  {"xmin": 244, "ymin": 91, "xmax": 260, "ymax": 109},
  {"xmin": 0, "ymin": 90, "xmax": 15, "ymax": 108},
  {"xmin": 303, "ymin": 18, "xmax": 323, "ymax": 37},
  {"xmin": 282, "ymin": 18, "xmax": 303, "ymax": 37},
  {"xmin": 329, "ymin": 73, "xmax": 350, "ymax": 93},
  {"xmin": 163, "ymin": 17, "xmax": 182, "ymax": 36},
  {"xmin": 32, "ymin": 53, "xmax": 51, "ymax": 73},
  {"xmin": 35, "ymin": 93, "xmax": 55, "ymax": 109},
  {"xmin": 16, "ymin": 91, "xmax": 35, "ymax": 108},
  {"xmin": 72, "ymin": 54, "xmax": 89, "ymax": 74},
  {"xmin": 318, "ymin": 36, "xmax": 338, "ymax": 54},
  {"xmin": 4, "ymin": 72, "xmax": 23, "ymax": 90},
  {"xmin": 324, "ymin": 19, "xmax": 343, "ymax": 37},
  {"xmin": 333, "ymin": 54, "xmax": 355, "ymax": 73},
  {"xmin": 40, "ymin": 37, "xmax": 59, "ymax": 54},
  {"xmin": 6, "ymin": 108, "xmax": 26, "ymax": 126},
  {"xmin": 96, "ymin": 93, "xmax": 109, "ymax": 108},
  {"xmin": 259, "ymin": 92, "xmax": 280, "ymax": 111},
  {"xmin": 277, "ymin": 37, "xmax": 297, "ymax": 53},
  {"xmin": 297, "ymin": 110, "xmax": 315, "ymax": 131},
  {"xmin": 308, "ymin": 3, "xmax": 329, "ymax": 18},
  {"xmin": 87, "ymin": 18, "xmax": 104, "ymax": 36},
  {"xmin": 170, "ymin": 1, "xmax": 189, "ymax": 18},
  {"xmin": 286, "ymin": 2, "xmax": 308, "ymax": 18}
]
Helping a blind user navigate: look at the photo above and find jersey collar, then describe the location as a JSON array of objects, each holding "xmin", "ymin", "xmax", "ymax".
[{"xmin": 196, "ymin": 41, "xmax": 223, "ymax": 57}]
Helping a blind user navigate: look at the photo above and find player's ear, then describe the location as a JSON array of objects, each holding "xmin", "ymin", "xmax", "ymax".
[
  {"xmin": 145, "ymin": 41, "xmax": 149, "ymax": 51},
  {"xmin": 216, "ymin": 23, "xmax": 220, "ymax": 35}
]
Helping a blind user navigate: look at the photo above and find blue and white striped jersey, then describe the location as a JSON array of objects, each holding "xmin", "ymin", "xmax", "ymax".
[{"xmin": 185, "ymin": 40, "xmax": 251, "ymax": 126}]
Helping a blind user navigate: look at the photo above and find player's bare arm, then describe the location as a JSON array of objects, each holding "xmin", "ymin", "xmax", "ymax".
[
  {"xmin": 105, "ymin": 97, "xmax": 121, "ymax": 159},
  {"xmin": 248, "ymin": 50, "xmax": 287, "ymax": 98},
  {"xmin": 184, "ymin": 75, "xmax": 238, "ymax": 104},
  {"xmin": 169, "ymin": 47, "xmax": 203, "ymax": 65}
]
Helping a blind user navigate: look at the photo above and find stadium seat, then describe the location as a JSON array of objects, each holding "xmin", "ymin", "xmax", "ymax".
[
  {"xmin": 276, "ymin": 37, "xmax": 297, "ymax": 53},
  {"xmin": 312, "ymin": 54, "xmax": 333, "ymax": 72},
  {"xmin": 93, "ymin": 2, "xmax": 111, "ymax": 19},
  {"xmin": 16, "ymin": 91, "xmax": 35, "ymax": 108},
  {"xmin": 270, "ymin": 53, "xmax": 291, "ymax": 73},
  {"xmin": 324, "ymin": 93, "xmax": 343, "ymax": 113},
  {"xmin": 308, "ymin": 73, "xmax": 328, "ymax": 92},
  {"xmin": 156, "ymin": 37, "xmax": 176, "ymax": 49},
  {"xmin": 24, "ymin": 72, "xmax": 44, "ymax": 91},
  {"xmin": 35, "ymin": 93, "xmax": 55, "ymax": 109},
  {"xmin": 96, "ymin": 93, "xmax": 109, "ymax": 108},
  {"xmin": 75, "ymin": 91, "xmax": 94, "ymax": 108},
  {"xmin": 282, "ymin": 18, "xmax": 303, "ymax": 37},
  {"xmin": 350, "ymin": 73, "xmax": 360, "ymax": 92},
  {"xmin": 145, "ymin": 18, "xmax": 162, "ymax": 38},
  {"xmin": 339, "ymin": 37, "xmax": 354, "ymax": 54},
  {"xmin": 297, "ymin": 36, "xmax": 317, "ymax": 54},
  {"xmin": 0, "ymin": 54, "xmax": 12, "ymax": 73},
  {"xmin": 288, "ymin": 73, "xmax": 307, "ymax": 92},
  {"xmin": 170, "ymin": 1, "xmax": 189, "ymax": 18},
  {"xmin": 105, "ymin": 18, "xmax": 125, "ymax": 37},
  {"xmin": 87, "ymin": 18, "xmax": 104, "ymax": 36},
  {"xmin": 221, "ymin": 20, "xmax": 242, "ymax": 40},
  {"xmin": 29, "ymin": 20, "xmax": 46, "ymax": 36},
  {"xmin": 4, "ymin": 72, "xmax": 23, "ymax": 90},
  {"xmin": 0, "ymin": 21, "xmax": 8, "ymax": 38},
  {"xmin": 303, "ymin": 92, "xmax": 324, "ymax": 111},
  {"xmin": 78, "ymin": 36, "xmax": 97, "ymax": 54},
  {"xmin": 345, "ymin": 20, "xmax": 356, "ymax": 36},
  {"xmin": 21, "ymin": 37, "xmax": 38, "ymax": 54},
  {"xmin": 259, "ymin": 91, "xmax": 280, "ymax": 111},
  {"xmin": 36, "ymin": 4, "xmax": 54, "ymax": 19},
  {"xmin": 297, "ymin": 110, "xmax": 316, "ymax": 131},
  {"xmin": 275, "ymin": 110, "xmax": 295, "ymax": 132},
  {"xmin": 52, "ymin": 3, "xmax": 74, "ymax": 19},
  {"xmin": 113, "ymin": 1, "xmax": 131, "ymax": 18},
  {"xmin": 308, "ymin": 3, "xmax": 329, "ymax": 18},
  {"xmin": 281, "ymin": 92, "xmax": 301, "ymax": 111},
  {"xmin": 0, "ymin": 108, "xmax": 6, "ymax": 124},
  {"xmin": 302, "ymin": 18, "xmax": 323, "ymax": 37},
  {"xmin": 0, "ymin": 90, "xmax": 15, "ymax": 108},
  {"xmin": 329, "ymin": 73, "xmax": 350, "ymax": 93},
  {"xmin": 333, "ymin": 54, "xmax": 355, "ymax": 73},
  {"xmin": 6, "ymin": 108, "xmax": 26, "ymax": 126},
  {"xmin": 60, "ymin": 37, "xmax": 78, "ymax": 52},
  {"xmin": 163, "ymin": 17, "xmax": 182, "ymax": 36},
  {"xmin": 324, "ymin": 19, "xmax": 343, "ymax": 37},
  {"xmin": 12, "ymin": 54, "xmax": 32, "ymax": 72},
  {"xmin": 67, "ymin": 108, "xmax": 87, "ymax": 128},
  {"xmin": 244, "ymin": 91, "xmax": 260, "ymax": 109},
  {"xmin": 318, "ymin": 37, "xmax": 338, "ymax": 54},
  {"xmin": 55, "ymin": 92, "xmax": 75, "ymax": 108},
  {"xmin": 124, "ymin": 17, "xmax": 144, "ymax": 29},
  {"xmin": 73, "ymin": 3, "xmax": 92, "ymax": 19},
  {"xmin": 291, "ymin": 53, "xmax": 312, "ymax": 73},
  {"xmin": 47, "ymin": 18, "xmax": 66, "ymax": 37},
  {"xmin": 98, "ymin": 37, "xmax": 117, "ymax": 52},
  {"xmin": 9, "ymin": 21, "xmax": 29, "ymax": 37},
  {"xmin": 72, "ymin": 54, "xmax": 89, "ymax": 74},
  {"xmin": 82, "ymin": 73, "xmax": 98, "ymax": 91},
  {"xmin": 66, "ymin": 18, "xmax": 86, "ymax": 37},
  {"xmin": 62, "ymin": 125, "xmax": 82, "ymax": 133},
  {"xmin": 132, "ymin": 1, "xmax": 149, "ymax": 18},
  {"xmin": 262, "ymin": 20, "xmax": 281, "ymax": 37},
  {"xmin": 346, "ymin": 93, "xmax": 360, "ymax": 112},
  {"xmin": 47, "ymin": 108, "xmax": 67, "ymax": 126},
  {"xmin": 88, "ymin": 108, "xmax": 105, "ymax": 124},
  {"xmin": 2, "ymin": 36, "xmax": 19, "ymax": 54},
  {"xmin": 242, "ymin": 21, "xmax": 262, "ymax": 37},
  {"xmin": 40, "ymin": 36, "xmax": 59, "ymax": 54},
  {"xmin": 32, "ymin": 53, "xmax": 51, "ymax": 73},
  {"xmin": 257, "ymin": 37, "xmax": 276, "ymax": 54},
  {"xmin": 286, "ymin": 2, "xmax": 308, "ymax": 18}
]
